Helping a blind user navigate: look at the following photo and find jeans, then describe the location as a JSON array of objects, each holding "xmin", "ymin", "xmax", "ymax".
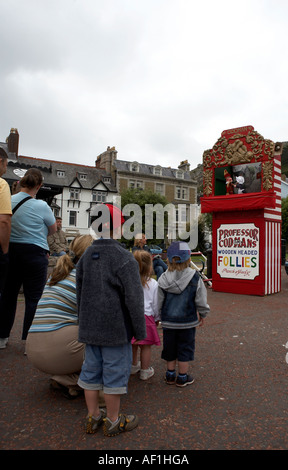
[
  {"xmin": 153, "ymin": 257, "xmax": 167, "ymax": 279},
  {"xmin": 78, "ymin": 343, "xmax": 132, "ymax": 394},
  {"xmin": 0, "ymin": 243, "xmax": 48, "ymax": 340}
]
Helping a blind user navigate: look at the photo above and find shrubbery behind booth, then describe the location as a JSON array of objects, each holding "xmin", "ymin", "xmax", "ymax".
[{"xmin": 200, "ymin": 126, "xmax": 282, "ymax": 296}]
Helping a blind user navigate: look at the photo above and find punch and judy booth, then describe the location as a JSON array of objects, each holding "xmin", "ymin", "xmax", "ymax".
[{"xmin": 201, "ymin": 126, "xmax": 282, "ymax": 296}]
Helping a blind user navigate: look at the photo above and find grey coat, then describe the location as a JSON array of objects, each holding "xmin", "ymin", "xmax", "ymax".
[{"xmin": 76, "ymin": 238, "xmax": 146, "ymax": 346}]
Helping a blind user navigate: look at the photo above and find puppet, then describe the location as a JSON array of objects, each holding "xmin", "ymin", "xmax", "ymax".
[{"xmin": 224, "ymin": 169, "xmax": 235, "ymax": 195}]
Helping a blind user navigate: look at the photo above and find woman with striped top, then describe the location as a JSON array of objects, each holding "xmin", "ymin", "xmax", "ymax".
[{"xmin": 26, "ymin": 234, "xmax": 93, "ymax": 399}]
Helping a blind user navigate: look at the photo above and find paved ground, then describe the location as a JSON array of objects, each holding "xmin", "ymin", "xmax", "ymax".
[{"xmin": 1, "ymin": 269, "xmax": 288, "ymax": 451}]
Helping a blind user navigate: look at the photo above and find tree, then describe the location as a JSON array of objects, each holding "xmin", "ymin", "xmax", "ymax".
[
  {"xmin": 120, "ymin": 188, "xmax": 169, "ymax": 248},
  {"xmin": 282, "ymin": 196, "xmax": 288, "ymax": 242},
  {"xmin": 177, "ymin": 214, "xmax": 210, "ymax": 253}
]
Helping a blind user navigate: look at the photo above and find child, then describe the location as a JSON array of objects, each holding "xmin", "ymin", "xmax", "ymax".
[
  {"xmin": 158, "ymin": 241, "xmax": 210, "ymax": 387},
  {"xmin": 76, "ymin": 203, "xmax": 146, "ymax": 436},
  {"xmin": 131, "ymin": 250, "xmax": 161, "ymax": 380}
]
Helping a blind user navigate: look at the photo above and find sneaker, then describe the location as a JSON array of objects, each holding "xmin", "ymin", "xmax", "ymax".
[
  {"xmin": 140, "ymin": 366, "xmax": 154, "ymax": 380},
  {"xmin": 0, "ymin": 338, "xmax": 8, "ymax": 349},
  {"xmin": 85, "ymin": 409, "xmax": 107, "ymax": 434},
  {"xmin": 103, "ymin": 414, "xmax": 139, "ymax": 437},
  {"xmin": 130, "ymin": 361, "xmax": 141, "ymax": 374},
  {"xmin": 165, "ymin": 370, "xmax": 176, "ymax": 385},
  {"xmin": 176, "ymin": 374, "xmax": 195, "ymax": 387}
]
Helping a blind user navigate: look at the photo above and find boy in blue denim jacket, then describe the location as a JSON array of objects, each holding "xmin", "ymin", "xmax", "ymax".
[{"xmin": 158, "ymin": 241, "xmax": 210, "ymax": 387}]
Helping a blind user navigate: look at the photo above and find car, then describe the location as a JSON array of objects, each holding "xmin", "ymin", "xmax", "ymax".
[
  {"xmin": 285, "ymin": 260, "xmax": 288, "ymax": 275},
  {"xmin": 148, "ymin": 244, "xmax": 163, "ymax": 255}
]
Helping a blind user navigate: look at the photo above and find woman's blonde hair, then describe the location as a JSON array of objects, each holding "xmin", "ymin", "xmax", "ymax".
[
  {"xmin": 48, "ymin": 234, "xmax": 93, "ymax": 286},
  {"xmin": 133, "ymin": 250, "xmax": 152, "ymax": 287}
]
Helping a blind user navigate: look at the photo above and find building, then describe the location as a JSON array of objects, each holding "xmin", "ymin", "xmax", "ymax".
[
  {"xmin": 96, "ymin": 146, "xmax": 198, "ymax": 241},
  {"xmin": 1, "ymin": 128, "xmax": 197, "ymax": 240},
  {"xmin": 1, "ymin": 129, "xmax": 118, "ymax": 238}
]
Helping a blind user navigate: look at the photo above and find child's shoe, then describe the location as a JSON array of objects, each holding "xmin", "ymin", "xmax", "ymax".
[
  {"xmin": 140, "ymin": 366, "xmax": 154, "ymax": 380},
  {"xmin": 176, "ymin": 374, "xmax": 194, "ymax": 387},
  {"xmin": 130, "ymin": 361, "xmax": 141, "ymax": 374},
  {"xmin": 165, "ymin": 370, "xmax": 176, "ymax": 385},
  {"xmin": 103, "ymin": 414, "xmax": 139, "ymax": 436},
  {"xmin": 85, "ymin": 409, "xmax": 106, "ymax": 434}
]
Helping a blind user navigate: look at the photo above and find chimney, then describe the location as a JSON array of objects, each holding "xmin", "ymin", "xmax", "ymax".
[
  {"xmin": 178, "ymin": 159, "xmax": 190, "ymax": 171},
  {"xmin": 95, "ymin": 146, "xmax": 117, "ymax": 173},
  {"xmin": 7, "ymin": 128, "xmax": 19, "ymax": 156}
]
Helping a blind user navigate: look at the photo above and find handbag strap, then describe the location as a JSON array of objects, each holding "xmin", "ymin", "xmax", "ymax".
[{"xmin": 12, "ymin": 196, "xmax": 32, "ymax": 214}]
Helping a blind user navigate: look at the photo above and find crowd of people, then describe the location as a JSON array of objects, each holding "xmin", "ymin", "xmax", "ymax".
[{"xmin": 0, "ymin": 149, "xmax": 210, "ymax": 438}]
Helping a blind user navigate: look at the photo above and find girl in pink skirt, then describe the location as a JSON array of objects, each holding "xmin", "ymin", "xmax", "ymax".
[{"xmin": 131, "ymin": 250, "xmax": 161, "ymax": 380}]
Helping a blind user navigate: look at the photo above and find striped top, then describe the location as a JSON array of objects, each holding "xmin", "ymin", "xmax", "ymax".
[{"xmin": 28, "ymin": 269, "xmax": 78, "ymax": 333}]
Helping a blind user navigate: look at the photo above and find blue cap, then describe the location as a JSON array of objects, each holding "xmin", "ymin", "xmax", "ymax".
[{"xmin": 167, "ymin": 241, "xmax": 191, "ymax": 263}]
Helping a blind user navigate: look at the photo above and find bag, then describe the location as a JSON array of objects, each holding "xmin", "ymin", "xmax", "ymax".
[{"xmin": 12, "ymin": 196, "xmax": 32, "ymax": 214}]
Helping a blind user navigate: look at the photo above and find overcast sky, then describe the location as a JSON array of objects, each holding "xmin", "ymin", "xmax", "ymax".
[{"xmin": 1, "ymin": 0, "xmax": 288, "ymax": 170}]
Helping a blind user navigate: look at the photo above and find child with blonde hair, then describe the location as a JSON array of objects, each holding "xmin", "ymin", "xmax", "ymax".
[
  {"xmin": 131, "ymin": 250, "xmax": 161, "ymax": 380},
  {"xmin": 158, "ymin": 241, "xmax": 210, "ymax": 387}
]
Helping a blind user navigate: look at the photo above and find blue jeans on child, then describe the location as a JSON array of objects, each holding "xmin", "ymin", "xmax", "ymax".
[{"xmin": 78, "ymin": 343, "xmax": 132, "ymax": 395}]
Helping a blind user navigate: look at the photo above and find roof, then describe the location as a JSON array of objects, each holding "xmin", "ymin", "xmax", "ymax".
[
  {"xmin": 113, "ymin": 160, "xmax": 194, "ymax": 182},
  {"xmin": 3, "ymin": 154, "xmax": 117, "ymax": 192}
]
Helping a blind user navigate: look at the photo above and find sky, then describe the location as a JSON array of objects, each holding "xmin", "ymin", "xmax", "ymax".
[{"xmin": 1, "ymin": 0, "xmax": 288, "ymax": 170}]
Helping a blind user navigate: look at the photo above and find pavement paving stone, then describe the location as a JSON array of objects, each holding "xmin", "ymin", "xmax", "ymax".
[{"xmin": 1, "ymin": 268, "xmax": 288, "ymax": 451}]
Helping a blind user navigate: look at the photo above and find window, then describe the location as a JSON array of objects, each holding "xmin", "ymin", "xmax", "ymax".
[
  {"xmin": 69, "ymin": 188, "xmax": 80, "ymax": 200},
  {"xmin": 175, "ymin": 206, "xmax": 188, "ymax": 223},
  {"xmin": 79, "ymin": 174, "xmax": 87, "ymax": 181},
  {"xmin": 103, "ymin": 177, "xmax": 111, "ymax": 183},
  {"xmin": 175, "ymin": 186, "xmax": 188, "ymax": 200},
  {"xmin": 130, "ymin": 162, "xmax": 139, "ymax": 172},
  {"xmin": 57, "ymin": 170, "xmax": 65, "ymax": 178},
  {"xmin": 69, "ymin": 211, "xmax": 77, "ymax": 226},
  {"xmin": 92, "ymin": 190, "xmax": 107, "ymax": 202},
  {"xmin": 176, "ymin": 170, "xmax": 184, "ymax": 179},
  {"xmin": 155, "ymin": 183, "xmax": 164, "ymax": 195},
  {"xmin": 129, "ymin": 179, "xmax": 143, "ymax": 190},
  {"xmin": 154, "ymin": 166, "xmax": 162, "ymax": 176}
]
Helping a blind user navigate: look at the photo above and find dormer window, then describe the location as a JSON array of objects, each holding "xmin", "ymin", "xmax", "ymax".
[
  {"xmin": 103, "ymin": 177, "xmax": 111, "ymax": 183},
  {"xmin": 79, "ymin": 174, "xmax": 87, "ymax": 181},
  {"xmin": 57, "ymin": 170, "xmax": 65, "ymax": 178},
  {"xmin": 154, "ymin": 166, "xmax": 162, "ymax": 176},
  {"xmin": 176, "ymin": 170, "xmax": 184, "ymax": 179},
  {"xmin": 130, "ymin": 162, "xmax": 139, "ymax": 172}
]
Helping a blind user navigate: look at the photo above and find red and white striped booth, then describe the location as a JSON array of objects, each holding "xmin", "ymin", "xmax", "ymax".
[{"xmin": 201, "ymin": 126, "xmax": 282, "ymax": 296}]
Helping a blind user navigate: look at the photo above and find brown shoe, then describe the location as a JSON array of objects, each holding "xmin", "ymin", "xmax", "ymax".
[
  {"xmin": 85, "ymin": 409, "xmax": 106, "ymax": 434},
  {"xmin": 103, "ymin": 414, "xmax": 139, "ymax": 436}
]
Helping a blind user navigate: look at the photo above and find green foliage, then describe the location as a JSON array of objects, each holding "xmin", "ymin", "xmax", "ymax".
[
  {"xmin": 281, "ymin": 143, "xmax": 288, "ymax": 177},
  {"xmin": 120, "ymin": 188, "xmax": 169, "ymax": 248},
  {"xmin": 177, "ymin": 214, "xmax": 210, "ymax": 253},
  {"xmin": 282, "ymin": 196, "xmax": 288, "ymax": 242}
]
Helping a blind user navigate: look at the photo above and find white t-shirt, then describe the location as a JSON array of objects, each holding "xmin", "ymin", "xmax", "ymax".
[{"xmin": 143, "ymin": 277, "xmax": 160, "ymax": 321}]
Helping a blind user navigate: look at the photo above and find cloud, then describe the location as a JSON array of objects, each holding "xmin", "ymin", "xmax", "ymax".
[{"xmin": 1, "ymin": 0, "xmax": 288, "ymax": 169}]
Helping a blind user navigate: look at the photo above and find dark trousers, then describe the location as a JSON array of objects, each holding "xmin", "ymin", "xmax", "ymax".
[
  {"xmin": 0, "ymin": 249, "xmax": 9, "ymax": 298},
  {"xmin": 0, "ymin": 243, "xmax": 48, "ymax": 340},
  {"xmin": 153, "ymin": 258, "xmax": 167, "ymax": 279}
]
